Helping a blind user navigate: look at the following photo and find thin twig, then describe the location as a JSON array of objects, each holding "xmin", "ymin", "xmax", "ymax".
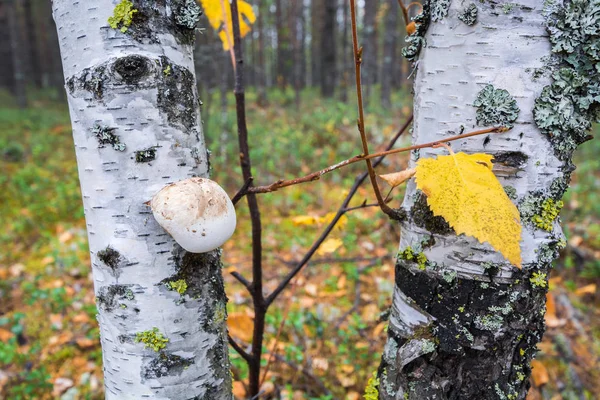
[
  {"xmin": 228, "ymin": 334, "xmax": 252, "ymax": 362},
  {"xmin": 219, "ymin": 0, "xmax": 236, "ymax": 69},
  {"xmin": 243, "ymin": 125, "xmax": 504, "ymax": 195},
  {"xmin": 341, "ymin": 202, "xmax": 382, "ymax": 213},
  {"xmin": 349, "ymin": 0, "xmax": 398, "ymax": 220},
  {"xmin": 231, "ymin": 270, "xmax": 253, "ymax": 293},
  {"xmin": 230, "ymin": 0, "xmax": 265, "ymax": 396},
  {"xmin": 231, "ymin": 177, "xmax": 254, "ymax": 205},
  {"xmin": 265, "ymin": 115, "xmax": 414, "ymax": 307},
  {"xmin": 398, "ymin": 0, "xmax": 410, "ymax": 29}
]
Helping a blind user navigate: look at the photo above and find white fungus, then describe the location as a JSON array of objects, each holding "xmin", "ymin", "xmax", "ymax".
[{"xmin": 150, "ymin": 177, "xmax": 236, "ymax": 253}]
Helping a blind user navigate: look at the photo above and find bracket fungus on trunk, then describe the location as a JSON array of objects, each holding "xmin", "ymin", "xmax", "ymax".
[{"xmin": 150, "ymin": 177, "xmax": 236, "ymax": 253}]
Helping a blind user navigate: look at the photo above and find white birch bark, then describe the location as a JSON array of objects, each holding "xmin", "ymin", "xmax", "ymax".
[
  {"xmin": 379, "ymin": 0, "xmax": 588, "ymax": 398},
  {"xmin": 52, "ymin": 1, "xmax": 232, "ymax": 398}
]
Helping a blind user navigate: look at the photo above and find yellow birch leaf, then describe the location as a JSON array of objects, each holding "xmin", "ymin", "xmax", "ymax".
[
  {"xmin": 415, "ymin": 152, "xmax": 522, "ymax": 268},
  {"xmin": 317, "ymin": 238, "xmax": 343, "ymax": 255},
  {"xmin": 291, "ymin": 215, "xmax": 320, "ymax": 226},
  {"xmin": 319, "ymin": 212, "xmax": 348, "ymax": 231},
  {"xmin": 379, "ymin": 168, "xmax": 416, "ymax": 188},
  {"xmin": 199, "ymin": 0, "xmax": 256, "ymax": 51}
]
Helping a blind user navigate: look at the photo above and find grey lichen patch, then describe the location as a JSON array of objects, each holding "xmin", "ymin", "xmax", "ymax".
[
  {"xmin": 157, "ymin": 56, "xmax": 198, "ymax": 132},
  {"xmin": 533, "ymin": 0, "xmax": 599, "ymax": 161},
  {"xmin": 549, "ymin": 174, "xmax": 571, "ymax": 200},
  {"xmin": 458, "ymin": 3, "xmax": 478, "ymax": 26},
  {"xmin": 135, "ymin": 148, "xmax": 157, "ymax": 163},
  {"xmin": 410, "ymin": 191, "xmax": 453, "ymax": 235},
  {"xmin": 431, "ymin": 0, "xmax": 451, "ymax": 22},
  {"xmin": 402, "ymin": 1, "xmax": 431, "ymax": 61},
  {"xmin": 473, "ymin": 84, "xmax": 520, "ymax": 128},
  {"xmin": 533, "ymin": 68, "xmax": 597, "ymax": 160},
  {"xmin": 92, "ymin": 125, "xmax": 126, "ymax": 152},
  {"xmin": 474, "ymin": 314, "xmax": 504, "ymax": 331},
  {"xmin": 142, "ymin": 352, "xmax": 194, "ymax": 379},
  {"xmin": 96, "ymin": 284, "xmax": 135, "ymax": 312},
  {"xmin": 441, "ymin": 269, "xmax": 457, "ymax": 283},
  {"xmin": 175, "ymin": 0, "xmax": 202, "ymax": 29},
  {"xmin": 502, "ymin": 3, "xmax": 517, "ymax": 14},
  {"xmin": 503, "ymin": 186, "xmax": 518, "ymax": 200}
]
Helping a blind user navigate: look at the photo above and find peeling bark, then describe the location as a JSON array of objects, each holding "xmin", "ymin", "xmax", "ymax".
[
  {"xmin": 379, "ymin": 0, "xmax": 578, "ymax": 398},
  {"xmin": 52, "ymin": 1, "xmax": 232, "ymax": 398}
]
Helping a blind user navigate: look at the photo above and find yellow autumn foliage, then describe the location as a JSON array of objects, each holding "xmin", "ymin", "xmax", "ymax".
[
  {"xmin": 199, "ymin": 0, "xmax": 256, "ymax": 51},
  {"xmin": 415, "ymin": 152, "xmax": 522, "ymax": 268},
  {"xmin": 317, "ymin": 238, "xmax": 343, "ymax": 256}
]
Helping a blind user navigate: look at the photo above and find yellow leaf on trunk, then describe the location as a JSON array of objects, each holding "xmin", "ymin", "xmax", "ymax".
[
  {"xmin": 415, "ymin": 152, "xmax": 522, "ymax": 268},
  {"xmin": 200, "ymin": 0, "xmax": 256, "ymax": 51}
]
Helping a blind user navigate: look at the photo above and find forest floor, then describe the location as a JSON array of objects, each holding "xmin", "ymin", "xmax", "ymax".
[{"xmin": 0, "ymin": 88, "xmax": 599, "ymax": 400}]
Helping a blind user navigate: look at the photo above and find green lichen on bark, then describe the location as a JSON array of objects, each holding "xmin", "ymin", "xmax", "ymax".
[
  {"xmin": 166, "ymin": 279, "xmax": 188, "ymax": 295},
  {"xmin": 518, "ymin": 193, "xmax": 563, "ymax": 232},
  {"xmin": 135, "ymin": 327, "xmax": 169, "ymax": 352},
  {"xmin": 534, "ymin": 0, "xmax": 599, "ymax": 160},
  {"xmin": 473, "ymin": 84, "xmax": 520, "ymax": 128},
  {"xmin": 529, "ymin": 271, "xmax": 548, "ymax": 288},
  {"xmin": 364, "ymin": 371, "xmax": 380, "ymax": 400},
  {"xmin": 458, "ymin": 3, "xmax": 478, "ymax": 26},
  {"xmin": 108, "ymin": 0, "xmax": 138, "ymax": 33},
  {"xmin": 531, "ymin": 198, "xmax": 563, "ymax": 231},
  {"xmin": 402, "ymin": 1, "xmax": 431, "ymax": 61},
  {"xmin": 398, "ymin": 246, "xmax": 429, "ymax": 270}
]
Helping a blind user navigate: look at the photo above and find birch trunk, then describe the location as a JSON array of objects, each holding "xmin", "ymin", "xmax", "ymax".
[
  {"xmin": 52, "ymin": 1, "xmax": 232, "ymax": 398},
  {"xmin": 379, "ymin": 0, "xmax": 595, "ymax": 398}
]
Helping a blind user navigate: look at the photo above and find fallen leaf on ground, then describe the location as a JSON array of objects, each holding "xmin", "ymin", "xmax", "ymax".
[
  {"xmin": 228, "ymin": 313, "xmax": 254, "ymax": 343},
  {"xmin": 291, "ymin": 215, "xmax": 319, "ymax": 226},
  {"xmin": 530, "ymin": 360, "xmax": 549, "ymax": 386},
  {"xmin": 316, "ymin": 238, "xmax": 343, "ymax": 255},
  {"xmin": 0, "ymin": 328, "xmax": 14, "ymax": 342},
  {"xmin": 574, "ymin": 283, "xmax": 596, "ymax": 295}
]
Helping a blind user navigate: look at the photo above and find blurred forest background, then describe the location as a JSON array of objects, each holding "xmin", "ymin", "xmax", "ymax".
[{"xmin": 0, "ymin": 0, "xmax": 599, "ymax": 399}]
